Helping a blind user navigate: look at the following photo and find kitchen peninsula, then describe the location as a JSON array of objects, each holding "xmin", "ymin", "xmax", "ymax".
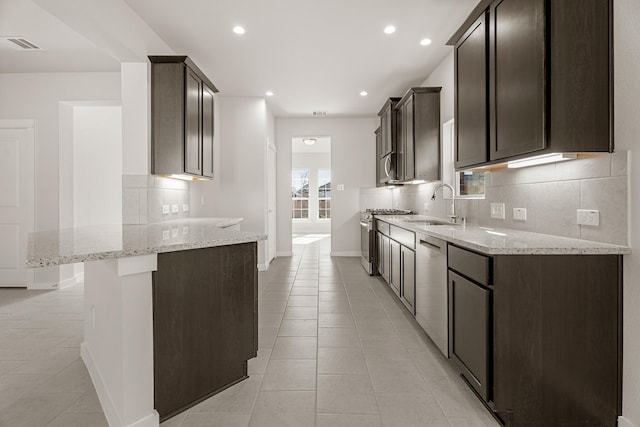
[{"xmin": 27, "ymin": 218, "xmax": 266, "ymax": 427}]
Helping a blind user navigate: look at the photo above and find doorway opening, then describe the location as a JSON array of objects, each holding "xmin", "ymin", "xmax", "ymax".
[{"xmin": 291, "ymin": 136, "xmax": 331, "ymax": 251}]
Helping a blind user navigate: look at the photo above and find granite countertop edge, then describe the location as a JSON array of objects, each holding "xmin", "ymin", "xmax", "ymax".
[
  {"xmin": 375, "ymin": 215, "xmax": 631, "ymax": 256},
  {"xmin": 26, "ymin": 233, "xmax": 267, "ymax": 268},
  {"xmin": 26, "ymin": 218, "xmax": 267, "ymax": 268}
]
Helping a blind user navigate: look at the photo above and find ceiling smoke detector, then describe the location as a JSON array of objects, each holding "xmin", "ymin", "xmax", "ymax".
[
  {"xmin": 312, "ymin": 111, "xmax": 328, "ymax": 116},
  {"xmin": 1, "ymin": 37, "xmax": 41, "ymax": 50}
]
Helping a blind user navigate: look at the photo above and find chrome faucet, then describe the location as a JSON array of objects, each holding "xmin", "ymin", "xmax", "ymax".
[{"xmin": 431, "ymin": 183, "xmax": 460, "ymax": 223}]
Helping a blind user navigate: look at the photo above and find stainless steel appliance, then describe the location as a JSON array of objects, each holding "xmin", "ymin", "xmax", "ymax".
[
  {"xmin": 360, "ymin": 209, "xmax": 412, "ymax": 275},
  {"xmin": 415, "ymin": 235, "xmax": 448, "ymax": 356}
]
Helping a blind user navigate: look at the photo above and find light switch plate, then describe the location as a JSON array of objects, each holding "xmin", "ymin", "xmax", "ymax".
[
  {"xmin": 183, "ymin": 204, "xmax": 189, "ymax": 212},
  {"xmin": 162, "ymin": 205, "xmax": 170, "ymax": 214},
  {"xmin": 171, "ymin": 228, "xmax": 179, "ymax": 238},
  {"xmin": 577, "ymin": 209, "xmax": 600, "ymax": 226},
  {"xmin": 513, "ymin": 207, "xmax": 527, "ymax": 221},
  {"xmin": 337, "ymin": 184, "xmax": 345, "ymax": 191},
  {"xmin": 162, "ymin": 230, "xmax": 170, "ymax": 240},
  {"xmin": 171, "ymin": 204, "xmax": 179, "ymax": 213},
  {"xmin": 491, "ymin": 203, "xmax": 505, "ymax": 219}
]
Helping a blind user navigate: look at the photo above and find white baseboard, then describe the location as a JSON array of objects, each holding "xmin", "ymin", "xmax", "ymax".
[
  {"xmin": 58, "ymin": 273, "xmax": 84, "ymax": 289},
  {"xmin": 82, "ymin": 343, "xmax": 123, "ymax": 427},
  {"xmin": 619, "ymin": 416, "xmax": 639, "ymax": 427},
  {"xmin": 27, "ymin": 281, "xmax": 58, "ymax": 290},
  {"xmin": 82, "ymin": 344, "xmax": 159, "ymax": 427},
  {"xmin": 276, "ymin": 251, "xmax": 293, "ymax": 257},
  {"xmin": 330, "ymin": 251, "xmax": 361, "ymax": 257}
]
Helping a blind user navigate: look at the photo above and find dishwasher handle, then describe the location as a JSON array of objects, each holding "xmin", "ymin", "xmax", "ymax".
[{"xmin": 419, "ymin": 237, "xmax": 446, "ymax": 253}]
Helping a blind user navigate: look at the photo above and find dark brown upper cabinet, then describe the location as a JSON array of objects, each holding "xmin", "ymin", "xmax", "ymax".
[
  {"xmin": 454, "ymin": 12, "xmax": 488, "ymax": 170},
  {"xmin": 149, "ymin": 56, "xmax": 219, "ymax": 179},
  {"xmin": 450, "ymin": 0, "xmax": 612, "ymax": 169},
  {"xmin": 377, "ymin": 98, "xmax": 400, "ymax": 185},
  {"xmin": 396, "ymin": 87, "xmax": 442, "ymax": 182}
]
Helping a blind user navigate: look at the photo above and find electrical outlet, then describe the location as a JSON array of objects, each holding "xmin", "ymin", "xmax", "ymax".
[
  {"xmin": 491, "ymin": 203, "xmax": 505, "ymax": 219},
  {"xmin": 577, "ymin": 209, "xmax": 600, "ymax": 226},
  {"xmin": 423, "ymin": 202, "xmax": 429, "ymax": 214},
  {"xmin": 171, "ymin": 228, "xmax": 179, "ymax": 238},
  {"xmin": 162, "ymin": 229, "xmax": 170, "ymax": 240},
  {"xmin": 513, "ymin": 208, "xmax": 527, "ymax": 221},
  {"xmin": 337, "ymin": 184, "xmax": 345, "ymax": 191},
  {"xmin": 182, "ymin": 226, "xmax": 189, "ymax": 235},
  {"xmin": 171, "ymin": 204, "xmax": 179, "ymax": 213},
  {"xmin": 162, "ymin": 205, "xmax": 170, "ymax": 214},
  {"xmin": 183, "ymin": 204, "xmax": 189, "ymax": 212}
]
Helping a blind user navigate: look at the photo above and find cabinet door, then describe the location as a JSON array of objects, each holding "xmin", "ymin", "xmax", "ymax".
[
  {"xmin": 455, "ymin": 12, "xmax": 488, "ymax": 169},
  {"xmin": 185, "ymin": 69, "xmax": 202, "ymax": 175},
  {"xmin": 201, "ymin": 83, "xmax": 215, "ymax": 178},
  {"xmin": 449, "ymin": 271, "xmax": 491, "ymax": 401},
  {"xmin": 403, "ymin": 96, "xmax": 414, "ymax": 181},
  {"xmin": 381, "ymin": 234, "xmax": 390, "ymax": 283},
  {"xmin": 395, "ymin": 105, "xmax": 405, "ymax": 181},
  {"xmin": 380, "ymin": 108, "xmax": 391, "ymax": 157},
  {"xmin": 375, "ymin": 128, "xmax": 382, "ymax": 186},
  {"xmin": 389, "ymin": 239, "xmax": 401, "ymax": 296},
  {"xmin": 489, "ymin": 0, "xmax": 546, "ymax": 161},
  {"xmin": 400, "ymin": 246, "xmax": 415, "ymax": 314},
  {"xmin": 414, "ymin": 91, "xmax": 441, "ymax": 181}
]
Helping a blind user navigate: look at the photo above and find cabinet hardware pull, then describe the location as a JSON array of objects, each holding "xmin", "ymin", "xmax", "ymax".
[{"xmin": 420, "ymin": 240, "xmax": 441, "ymax": 250}]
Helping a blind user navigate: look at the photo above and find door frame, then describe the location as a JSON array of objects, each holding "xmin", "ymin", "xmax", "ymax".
[{"xmin": 0, "ymin": 119, "xmax": 35, "ymax": 288}]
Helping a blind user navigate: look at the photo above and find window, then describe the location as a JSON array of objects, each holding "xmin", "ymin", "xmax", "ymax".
[
  {"xmin": 291, "ymin": 169, "xmax": 309, "ymax": 219},
  {"xmin": 456, "ymin": 171, "xmax": 486, "ymax": 198},
  {"xmin": 318, "ymin": 169, "xmax": 331, "ymax": 219}
]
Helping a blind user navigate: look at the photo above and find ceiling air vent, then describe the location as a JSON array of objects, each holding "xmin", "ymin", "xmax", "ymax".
[
  {"xmin": 312, "ymin": 111, "xmax": 328, "ymax": 117},
  {"xmin": 1, "ymin": 37, "xmax": 41, "ymax": 50}
]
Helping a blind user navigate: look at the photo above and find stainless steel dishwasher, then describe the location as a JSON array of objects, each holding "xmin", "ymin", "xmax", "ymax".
[{"xmin": 415, "ymin": 235, "xmax": 448, "ymax": 357}]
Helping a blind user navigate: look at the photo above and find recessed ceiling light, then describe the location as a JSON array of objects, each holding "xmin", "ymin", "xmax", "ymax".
[
  {"xmin": 360, "ymin": 91, "xmax": 368, "ymax": 96},
  {"xmin": 420, "ymin": 38, "xmax": 432, "ymax": 46},
  {"xmin": 384, "ymin": 25, "xmax": 396, "ymax": 34},
  {"xmin": 265, "ymin": 91, "xmax": 274, "ymax": 97},
  {"xmin": 233, "ymin": 26, "xmax": 246, "ymax": 35},
  {"xmin": 303, "ymin": 138, "xmax": 317, "ymax": 146}
]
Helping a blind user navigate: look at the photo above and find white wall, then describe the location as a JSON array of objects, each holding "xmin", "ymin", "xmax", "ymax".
[
  {"xmin": 73, "ymin": 106, "xmax": 122, "ymax": 227},
  {"xmin": 276, "ymin": 117, "xmax": 378, "ymax": 256},
  {"xmin": 190, "ymin": 97, "xmax": 274, "ymax": 268},
  {"xmin": 292, "ymin": 152, "xmax": 331, "ymax": 234},
  {"xmin": 615, "ymin": 0, "xmax": 640, "ymax": 425},
  {"xmin": 0, "ymin": 72, "xmax": 120, "ymax": 287}
]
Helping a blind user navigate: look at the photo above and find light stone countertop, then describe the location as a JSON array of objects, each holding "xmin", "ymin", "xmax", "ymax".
[
  {"xmin": 376, "ymin": 215, "xmax": 631, "ymax": 255},
  {"xmin": 27, "ymin": 218, "xmax": 266, "ymax": 268}
]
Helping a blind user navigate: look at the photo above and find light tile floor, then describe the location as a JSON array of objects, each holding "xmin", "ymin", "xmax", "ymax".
[{"xmin": 0, "ymin": 236, "xmax": 500, "ymax": 426}]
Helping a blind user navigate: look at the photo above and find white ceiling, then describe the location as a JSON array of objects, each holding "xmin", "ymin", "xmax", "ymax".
[
  {"xmin": 0, "ymin": 0, "xmax": 480, "ymax": 117},
  {"xmin": 0, "ymin": 0, "xmax": 120, "ymax": 72}
]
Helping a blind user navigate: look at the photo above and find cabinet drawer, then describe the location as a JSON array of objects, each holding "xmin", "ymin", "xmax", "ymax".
[
  {"xmin": 448, "ymin": 245, "xmax": 491, "ymax": 286},
  {"xmin": 376, "ymin": 220, "xmax": 390, "ymax": 236},
  {"xmin": 390, "ymin": 225, "xmax": 415, "ymax": 249}
]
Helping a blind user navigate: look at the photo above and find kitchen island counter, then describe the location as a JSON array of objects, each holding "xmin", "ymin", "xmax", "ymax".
[{"xmin": 26, "ymin": 218, "xmax": 264, "ymax": 427}]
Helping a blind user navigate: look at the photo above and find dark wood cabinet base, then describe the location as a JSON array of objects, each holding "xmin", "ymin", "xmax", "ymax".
[{"xmin": 152, "ymin": 243, "xmax": 258, "ymax": 421}]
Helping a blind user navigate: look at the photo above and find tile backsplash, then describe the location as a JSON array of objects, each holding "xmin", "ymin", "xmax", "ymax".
[
  {"xmin": 361, "ymin": 151, "xmax": 628, "ymax": 246},
  {"xmin": 122, "ymin": 175, "xmax": 191, "ymax": 224}
]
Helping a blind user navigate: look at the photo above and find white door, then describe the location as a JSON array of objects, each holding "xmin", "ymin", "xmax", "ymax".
[
  {"xmin": 267, "ymin": 143, "xmax": 277, "ymax": 263},
  {"xmin": 0, "ymin": 122, "xmax": 35, "ymax": 287}
]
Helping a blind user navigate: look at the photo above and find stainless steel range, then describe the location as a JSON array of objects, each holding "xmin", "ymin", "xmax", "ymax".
[{"xmin": 360, "ymin": 208, "xmax": 412, "ymax": 275}]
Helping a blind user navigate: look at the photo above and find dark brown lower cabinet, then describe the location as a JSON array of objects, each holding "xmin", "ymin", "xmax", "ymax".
[
  {"xmin": 493, "ymin": 255, "xmax": 621, "ymax": 427},
  {"xmin": 152, "ymin": 243, "xmax": 258, "ymax": 421}
]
